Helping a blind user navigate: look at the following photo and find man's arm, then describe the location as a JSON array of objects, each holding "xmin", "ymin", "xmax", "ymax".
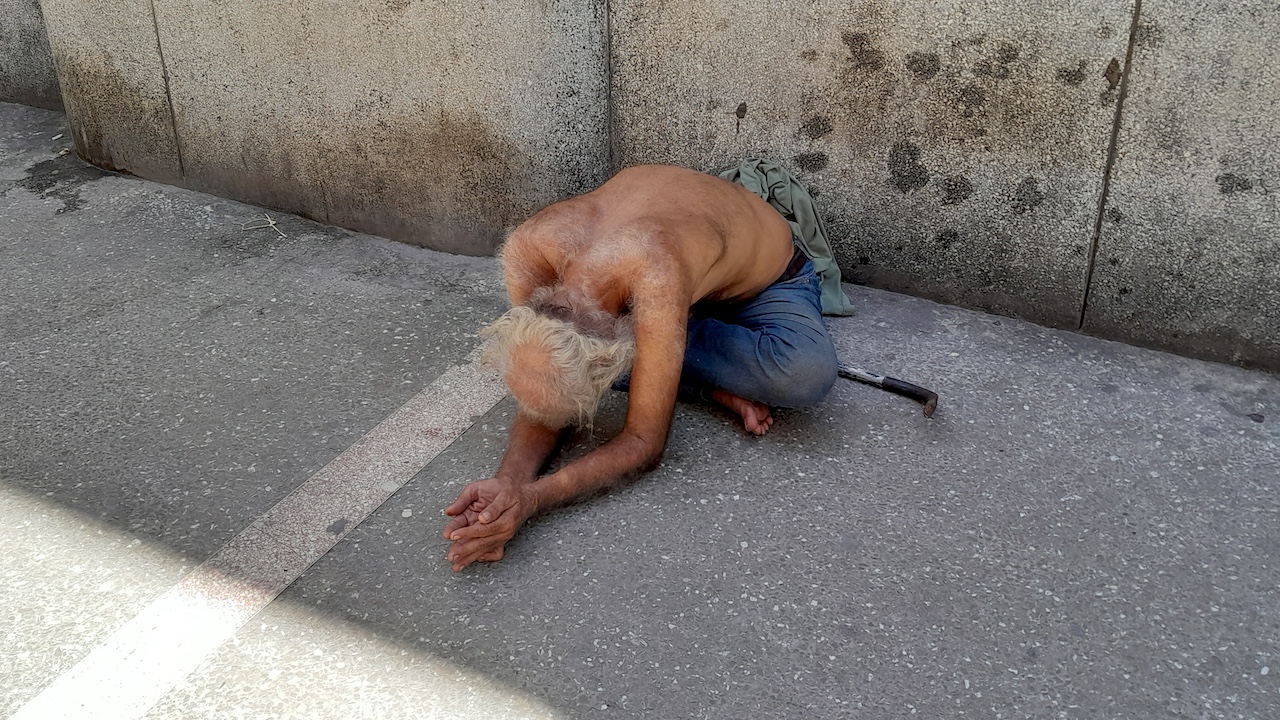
[
  {"xmin": 442, "ymin": 411, "xmax": 561, "ymax": 535},
  {"xmin": 526, "ymin": 262, "xmax": 691, "ymax": 510},
  {"xmin": 493, "ymin": 411, "xmax": 565, "ymax": 482},
  {"xmin": 444, "ymin": 252, "xmax": 691, "ymax": 570}
]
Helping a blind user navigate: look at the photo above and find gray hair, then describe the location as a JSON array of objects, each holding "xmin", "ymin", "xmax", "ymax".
[{"xmin": 480, "ymin": 291, "xmax": 635, "ymax": 429}]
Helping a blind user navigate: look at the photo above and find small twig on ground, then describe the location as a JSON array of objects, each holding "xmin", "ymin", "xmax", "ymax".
[{"xmin": 241, "ymin": 213, "xmax": 286, "ymax": 238}]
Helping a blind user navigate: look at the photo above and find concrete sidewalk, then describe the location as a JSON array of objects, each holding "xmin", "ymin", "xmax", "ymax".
[{"xmin": 2, "ymin": 102, "xmax": 1277, "ymax": 719}]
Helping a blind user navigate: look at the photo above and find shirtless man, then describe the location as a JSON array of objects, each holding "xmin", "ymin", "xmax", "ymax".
[{"xmin": 443, "ymin": 164, "xmax": 838, "ymax": 571}]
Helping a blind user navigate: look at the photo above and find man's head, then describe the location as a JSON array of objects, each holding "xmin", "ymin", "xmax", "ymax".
[{"xmin": 480, "ymin": 289, "xmax": 635, "ymax": 429}]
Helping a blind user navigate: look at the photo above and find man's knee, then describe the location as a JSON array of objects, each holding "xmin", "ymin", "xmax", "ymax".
[{"xmin": 757, "ymin": 335, "xmax": 838, "ymax": 408}]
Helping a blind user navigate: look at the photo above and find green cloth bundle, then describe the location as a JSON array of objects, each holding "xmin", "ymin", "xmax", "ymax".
[{"xmin": 718, "ymin": 159, "xmax": 856, "ymax": 316}]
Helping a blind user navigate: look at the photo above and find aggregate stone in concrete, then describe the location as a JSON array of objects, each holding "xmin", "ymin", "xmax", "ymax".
[
  {"xmin": 0, "ymin": 0, "xmax": 63, "ymax": 109},
  {"xmin": 224, "ymin": 289, "xmax": 1277, "ymax": 718},
  {"xmin": 1083, "ymin": 1, "xmax": 1280, "ymax": 370},
  {"xmin": 0, "ymin": 104, "xmax": 507, "ymax": 563},
  {"xmin": 611, "ymin": 0, "xmax": 1135, "ymax": 329},
  {"xmin": 39, "ymin": 0, "xmax": 183, "ymax": 182},
  {"xmin": 141, "ymin": 0, "xmax": 608, "ymax": 255}
]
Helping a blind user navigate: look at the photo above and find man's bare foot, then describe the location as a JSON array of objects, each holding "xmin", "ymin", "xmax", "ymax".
[{"xmin": 710, "ymin": 389, "xmax": 774, "ymax": 436}]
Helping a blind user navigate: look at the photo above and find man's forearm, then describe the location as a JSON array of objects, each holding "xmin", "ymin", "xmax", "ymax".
[
  {"xmin": 495, "ymin": 412, "xmax": 564, "ymax": 483},
  {"xmin": 528, "ymin": 431, "xmax": 661, "ymax": 512}
]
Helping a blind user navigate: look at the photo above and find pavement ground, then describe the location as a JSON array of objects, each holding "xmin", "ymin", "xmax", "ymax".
[{"xmin": 2, "ymin": 102, "xmax": 1277, "ymax": 719}]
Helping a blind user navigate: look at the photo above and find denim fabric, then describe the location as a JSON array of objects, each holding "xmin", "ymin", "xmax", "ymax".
[{"xmin": 613, "ymin": 258, "xmax": 839, "ymax": 408}]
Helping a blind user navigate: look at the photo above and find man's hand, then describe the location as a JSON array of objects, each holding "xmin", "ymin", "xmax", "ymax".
[{"xmin": 442, "ymin": 477, "xmax": 538, "ymax": 572}]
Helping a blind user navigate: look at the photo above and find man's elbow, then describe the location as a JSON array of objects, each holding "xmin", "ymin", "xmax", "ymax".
[{"xmin": 621, "ymin": 430, "xmax": 667, "ymax": 473}]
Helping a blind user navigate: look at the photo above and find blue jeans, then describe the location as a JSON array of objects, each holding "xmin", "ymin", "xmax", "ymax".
[{"xmin": 678, "ymin": 258, "xmax": 838, "ymax": 408}]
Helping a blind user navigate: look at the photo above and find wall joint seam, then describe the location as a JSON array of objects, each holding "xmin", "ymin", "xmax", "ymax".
[
  {"xmin": 604, "ymin": 0, "xmax": 616, "ymax": 176},
  {"xmin": 1078, "ymin": 0, "xmax": 1143, "ymax": 330},
  {"xmin": 148, "ymin": 0, "xmax": 185, "ymax": 180}
]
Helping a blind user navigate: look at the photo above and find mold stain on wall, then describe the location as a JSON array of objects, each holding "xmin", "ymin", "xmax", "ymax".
[
  {"xmin": 182, "ymin": 107, "xmax": 528, "ymax": 257},
  {"xmin": 51, "ymin": 49, "xmax": 180, "ymax": 181},
  {"xmin": 814, "ymin": 18, "xmax": 1105, "ymax": 163}
]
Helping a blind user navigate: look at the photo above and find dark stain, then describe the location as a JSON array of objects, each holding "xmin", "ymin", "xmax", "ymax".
[
  {"xmin": 1104, "ymin": 58, "xmax": 1122, "ymax": 90},
  {"xmin": 1096, "ymin": 382, "xmax": 1119, "ymax": 395},
  {"xmin": 1105, "ymin": 206, "xmax": 1125, "ymax": 223},
  {"xmin": 1026, "ymin": 647, "xmax": 1039, "ymax": 661},
  {"xmin": 1151, "ymin": 105, "xmax": 1190, "ymax": 155},
  {"xmin": 1107, "ymin": 257, "xmax": 1120, "ymax": 266},
  {"xmin": 1069, "ymin": 623, "xmax": 1086, "ymax": 637},
  {"xmin": 1098, "ymin": 24, "xmax": 1115, "ymax": 39},
  {"xmin": 800, "ymin": 115, "xmax": 833, "ymax": 139},
  {"xmin": 1134, "ymin": 21, "xmax": 1163, "ymax": 48},
  {"xmin": 734, "ymin": 102, "xmax": 748, "ymax": 119},
  {"xmin": 1010, "ymin": 177, "xmax": 1044, "ymax": 214},
  {"xmin": 800, "ymin": 49, "xmax": 819, "ymax": 62},
  {"xmin": 212, "ymin": 228, "xmax": 289, "ymax": 264},
  {"xmin": 935, "ymin": 229, "xmax": 960, "ymax": 249},
  {"xmin": 959, "ymin": 34, "xmax": 987, "ymax": 47},
  {"xmin": 1118, "ymin": 287, "xmax": 1131, "ymax": 296},
  {"xmin": 1247, "ymin": 413, "xmax": 1265, "ymax": 423},
  {"xmin": 792, "ymin": 152, "xmax": 830, "ymax": 173},
  {"xmin": 191, "ymin": 109, "xmax": 527, "ymax": 256},
  {"xmin": 888, "ymin": 141, "xmax": 929, "ymax": 193},
  {"xmin": 53, "ymin": 49, "xmax": 182, "ymax": 181},
  {"xmin": 12, "ymin": 153, "xmax": 110, "ymax": 214},
  {"xmin": 385, "ymin": 0, "xmax": 411, "ymax": 10},
  {"xmin": 1215, "ymin": 173, "xmax": 1253, "ymax": 194},
  {"xmin": 974, "ymin": 44, "xmax": 1020, "ymax": 81},
  {"xmin": 905, "ymin": 52, "xmax": 941, "ymax": 80},
  {"xmin": 940, "ymin": 175, "xmax": 973, "ymax": 205},
  {"xmin": 1057, "ymin": 61, "xmax": 1088, "ymax": 86},
  {"xmin": 327, "ymin": 517, "xmax": 349, "ymax": 534},
  {"xmin": 974, "ymin": 59, "xmax": 1010, "ymax": 80},
  {"xmin": 841, "ymin": 31, "xmax": 886, "ymax": 72},
  {"xmin": 958, "ymin": 84, "xmax": 987, "ymax": 117}
]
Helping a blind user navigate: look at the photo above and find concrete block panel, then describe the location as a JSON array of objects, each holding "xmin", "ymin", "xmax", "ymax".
[
  {"xmin": 39, "ymin": 0, "xmax": 182, "ymax": 181},
  {"xmin": 0, "ymin": 0, "xmax": 62, "ymax": 109},
  {"xmin": 150, "ymin": 0, "xmax": 607, "ymax": 256},
  {"xmin": 1083, "ymin": 2, "xmax": 1280, "ymax": 370},
  {"xmin": 612, "ymin": 0, "xmax": 1135, "ymax": 328}
]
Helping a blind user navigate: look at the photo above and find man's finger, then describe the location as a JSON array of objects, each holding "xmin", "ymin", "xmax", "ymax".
[
  {"xmin": 449, "ymin": 518, "xmax": 509, "ymax": 542},
  {"xmin": 444, "ymin": 484, "xmax": 478, "ymax": 516},
  {"xmin": 449, "ymin": 536, "xmax": 503, "ymax": 571},
  {"xmin": 477, "ymin": 489, "xmax": 517, "ymax": 524},
  {"xmin": 442, "ymin": 511, "xmax": 474, "ymax": 539}
]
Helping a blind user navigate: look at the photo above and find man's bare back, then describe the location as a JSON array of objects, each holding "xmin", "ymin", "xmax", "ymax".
[
  {"xmin": 443, "ymin": 165, "xmax": 835, "ymax": 571},
  {"xmin": 502, "ymin": 164, "xmax": 796, "ymax": 312}
]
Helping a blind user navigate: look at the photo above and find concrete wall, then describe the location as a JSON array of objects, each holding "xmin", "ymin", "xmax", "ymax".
[
  {"xmin": 610, "ymin": 0, "xmax": 1278, "ymax": 369},
  {"xmin": 612, "ymin": 0, "xmax": 1133, "ymax": 330},
  {"xmin": 1082, "ymin": 1, "xmax": 1280, "ymax": 370},
  {"xmin": 38, "ymin": 0, "xmax": 182, "ymax": 181},
  {"xmin": 32, "ymin": 0, "xmax": 1280, "ymax": 370},
  {"xmin": 0, "ymin": 0, "xmax": 62, "ymax": 109},
  {"xmin": 40, "ymin": 0, "xmax": 608, "ymax": 255}
]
